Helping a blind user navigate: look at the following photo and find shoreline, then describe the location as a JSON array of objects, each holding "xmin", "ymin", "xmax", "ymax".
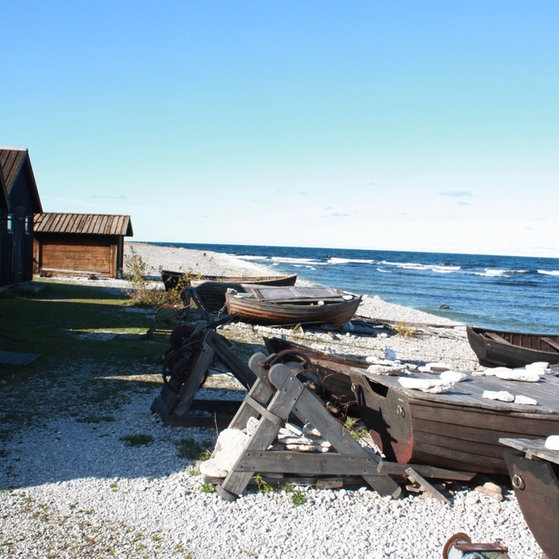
[
  {"xmin": 0, "ymin": 242, "xmax": 540, "ymax": 559},
  {"xmin": 125, "ymin": 241, "xmax": 462, "ymax": 326}
]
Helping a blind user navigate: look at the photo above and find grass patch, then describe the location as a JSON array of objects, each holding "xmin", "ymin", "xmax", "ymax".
[
  {"xmin": 175, "ymin": 438, "xmax": 213, "ymax": 461},
  {"xmin": 120, "ymin": 434, "xmax": 154, "ymax": 446},
  {"xmin": 0, "ymin": 279, "xmax": 172, "ymax": 439}
]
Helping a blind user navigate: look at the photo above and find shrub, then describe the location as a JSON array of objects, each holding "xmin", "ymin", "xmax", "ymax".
[{"xmin": 124, "ymin": 248, "xmax": 189, "ymax": 308}]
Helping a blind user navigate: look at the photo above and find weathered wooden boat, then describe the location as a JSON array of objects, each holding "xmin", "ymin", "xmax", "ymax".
[
  {"xmin": 225, "ymin": 285, "xmax": 362, "ymax": 328},
  {"xmin": 190, "ymin": 276, "xmax": 298, "ymax": 312},
  {"xmin": 263, "ymin": 336, "xmax": 364, "ymax": 399},
  {"xmin": 501, "ymin": 438, "xmax": 559, "ymax": 559},
  {"xmin": 161, "ymin": 269, "xmax": 297, "ymax": 291},
  {"xmin": 264, "ymin": 336, "xmax": 559, "ymax": 475},
  {"xmin": 467, "ymin": 325, "xmax": 559, "ymax": 368}
]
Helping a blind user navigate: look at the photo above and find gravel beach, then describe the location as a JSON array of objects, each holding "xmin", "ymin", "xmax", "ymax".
[{"xmin": 0, "ymin": 241, "xmax": 544, "ymax": 559}]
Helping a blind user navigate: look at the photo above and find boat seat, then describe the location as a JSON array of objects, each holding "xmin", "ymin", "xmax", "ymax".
[
  {"xmin": 484, "ymin": 332, "xmax": 511, "ymax": 344},
  {"xmin": 542, "ymin": 337, "xmax": 559, "ymax": 352}
]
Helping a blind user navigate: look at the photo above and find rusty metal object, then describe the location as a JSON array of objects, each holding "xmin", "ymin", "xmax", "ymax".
[{"xmin": 443, "ymin": 532, "xmax": 510, "ymax": 559}]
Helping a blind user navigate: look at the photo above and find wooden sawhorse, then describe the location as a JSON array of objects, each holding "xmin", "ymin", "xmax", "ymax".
[{"xmin": 215, "ymin": 352, "xmax": 402, "ymax": 500}]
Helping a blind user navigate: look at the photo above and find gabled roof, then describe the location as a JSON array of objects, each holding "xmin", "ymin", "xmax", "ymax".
[
  {"xmin": 34, "ymin": 213, "xmax": 133, "ymax": 237},
  {"xmin": 0, "ymin": 164, "xmax": 7, "ymax": 209},
  {"xmin": 0, "ymin": 147, "xmax": 43, "ymax": 212}
]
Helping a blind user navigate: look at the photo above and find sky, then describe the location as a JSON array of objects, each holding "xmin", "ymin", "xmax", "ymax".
[{"xmin": 2, "ymin": 1, "xmax": 558, "ymax": 258}]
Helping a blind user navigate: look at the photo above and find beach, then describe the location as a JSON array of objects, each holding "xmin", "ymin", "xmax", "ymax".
[{"xmin": 0, "ymin": 242, "xmax": 543, "ymax": 559}]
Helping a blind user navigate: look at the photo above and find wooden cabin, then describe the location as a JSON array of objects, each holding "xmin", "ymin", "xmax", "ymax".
[
  {"xmin": 0, "ymin": 148, "xmax": 43, "ymax": 286},
  {"xmin": 33, "ymin": 213, "xmax": 133, "ymax": 278},
  {"xmin": 0, "ymin": 168, "xmax": 8, "ymax": 286}
]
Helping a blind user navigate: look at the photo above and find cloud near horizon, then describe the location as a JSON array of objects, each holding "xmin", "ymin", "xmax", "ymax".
[{"xmin": 437, "ymin": 190, "xmax": 472, "ymax": 198}]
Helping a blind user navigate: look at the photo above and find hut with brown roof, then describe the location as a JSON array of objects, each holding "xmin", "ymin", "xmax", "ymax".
[
  {"xmin": 33, "ymin": 213, "xmax": 133, "ymax": 278},
  {"xmin": 0, "ymin": 148, "xmax": 43, "ymax": 286}
]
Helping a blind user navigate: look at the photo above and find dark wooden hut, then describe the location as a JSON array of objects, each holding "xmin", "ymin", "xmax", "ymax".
[
  {"xmin": 33, "ymin": 213, "xmax": 133, "ymax": 278},
  {"xmin": 0, "ymin": 148, "xmax": 43, "ymax": 286}
]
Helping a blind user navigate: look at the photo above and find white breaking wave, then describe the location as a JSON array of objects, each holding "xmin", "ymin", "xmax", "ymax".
[{"xmin": 327, "ymin": 257, "xmax": 375, "ymax": 265}]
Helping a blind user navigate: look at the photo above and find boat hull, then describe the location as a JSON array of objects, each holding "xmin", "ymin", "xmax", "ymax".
[
  {"xmin": 161, "ymin": 270, "xmax": 297, "ymax": 292},
  {"xmin": 263, "ymin": 336, "xmax": 559, "ymax": 475},
  {"xmin": 467, "ymin": 326, "xmax": 559, "ymax": 368},
  {"xmin": 225, "ymin": 288, "xmax": 361, "ymax": 328},
  {"xmin": 358, "ymin": 381, "xmax": 559, "ymax": 475},
  {"xmin": 504, "ymin": 451, "xmax": 559, "ymax": 559}
]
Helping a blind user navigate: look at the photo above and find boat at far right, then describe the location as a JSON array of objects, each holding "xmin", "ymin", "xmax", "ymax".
[{"xmin": 466, "ymin": 325, "xmax": 559, "ymax": 368}]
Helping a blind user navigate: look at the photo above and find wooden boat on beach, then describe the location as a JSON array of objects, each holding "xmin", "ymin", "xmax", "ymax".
[
  {"xmin": 161, "ymin": 270, "xmax": 297, "ymax": 312},
  {"xmin": 161, "ymin": 269, "xmax": 297, "ymax": 291},
  {"xmin": 264, "ymin": 337, "xmax": 559, "ymax": 475},
  {"xmin": 263, "ymin": 336, "xmax": 365, "ymax": 399},
  {"xmin": 467, "ymin": 325, "xmax": 559, "ymax": 368},
  {"xmin": 501, "ymin": 438, "xmax": 559, "ymax": 558},
  {"xmin": 225, "ymin": 286, "xmax": 362, "ymax": 328}
]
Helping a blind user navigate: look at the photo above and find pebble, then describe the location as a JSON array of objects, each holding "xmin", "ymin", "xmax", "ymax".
[{"xmin": 0, "ymin": 244, "xmax": 546, "ymax": 559}]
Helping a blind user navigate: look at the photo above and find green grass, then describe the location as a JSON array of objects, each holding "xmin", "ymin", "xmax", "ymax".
[
  {"xmin": 0, "ymin": 279, "xmax": 171, "ymax": 439},
  {"xmin": 120, "ymin": 434, "xmax": 155, "ymax": 446},
  {"xmin": 174, "ymin": 438, "xmax": 213, "ymax": 461},
  {"xmin": 0, "ymin": 279, "xmax": 168, "ymax": 362}
]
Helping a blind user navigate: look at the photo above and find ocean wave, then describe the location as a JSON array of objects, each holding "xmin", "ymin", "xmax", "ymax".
[
  {"xmin": 475, "ymin": 268, "xmax": 535, "ymax": 277},
  {"xmin": 431, "ymin": 265, "xmax": 461, "ymax": 273},
  {"xmin": 269, "ymin": 256, "xmax": 323, "ymax": 266},
  {"xmin": 327, "ymin": 257, "xmax": 375, "ymax": 265},
  {"xmin": 538, "ymin": 269, "xmax": 559, "ymax": 276}
]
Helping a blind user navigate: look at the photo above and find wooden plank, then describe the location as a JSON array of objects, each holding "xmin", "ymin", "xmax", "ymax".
[
  {"xmin": 219, "ymin": 366, "xmax": 305, "ymax": 497},
  {"xmin": 222, "ymin": 353, "xmax": 274, "ymax": 432},
  {"xmin": 250, "ymin": 285, "xmax": 343, "ymax": 302},
  {"xmin": 500, "ymin": 437, "xmax": 559, "ymax": 465},
  {"xmin": 171, "ymin": 344, "xmax": 215, "ymax": 417},
  {"xmin": 267, "ymin": 364, "xmax": 402, "ymax": 498},
  {"xmin": 542, "ymin": 337, "xmax": 559, "ymax": 352},
  {"xmin": 405, "ymin": 467, "xmax": 450, "ymax": 504},
  {"xmin": 485, "ymin": 331, "xmax": 512, "ymax": 344},
  {"xmin": 206, "ymin": 330, "xmax": 256, "ymax": 389},
  {"xmin": 377, "ymin": 461, "xmax": 476, "ymax": 481},
  {"xmin": 236, "ymin": 451, "xmax": 381, "ymax": 476}
]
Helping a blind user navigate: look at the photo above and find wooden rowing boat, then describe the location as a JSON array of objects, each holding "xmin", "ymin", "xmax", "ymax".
[
  {"xmin": 225, "ymin": 286, "xmax": 362, "ymax": 327},
  {"xmin": 161, "ymin": 270, "xmax": 297, "ymax": 312},
  {"xmin": 501, "ymin": 438, "xmax": 559, "ymax": 558},
  {"xmin": 264, "ymin": 336, "xmax": 559, "ymax": 475},
  {"xmin": 161, "ymin": 270, "xmax": 297, "ymax": 291},
  {"xmin": 467, "ymin": 326, "xmax": 559, "ymax": 368}
]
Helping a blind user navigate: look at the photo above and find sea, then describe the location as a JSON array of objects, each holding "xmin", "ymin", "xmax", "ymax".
[{"xmin": 152, "ymin": 242, "xmax": 559, "ymax": 334}]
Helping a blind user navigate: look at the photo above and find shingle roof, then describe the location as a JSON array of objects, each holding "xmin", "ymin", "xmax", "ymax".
[
  {"xmin": 34, "ymin": 213, "xmax": 133, "ymax": 236},
  {"xmin": 0, "ymin": 147, "xmax": 43, "ymax": 212}
]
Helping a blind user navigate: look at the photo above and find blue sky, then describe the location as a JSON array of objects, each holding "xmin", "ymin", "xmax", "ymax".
[{"xmin": 2, "ymin": 1, "xmax": 558, "ymax": 257}]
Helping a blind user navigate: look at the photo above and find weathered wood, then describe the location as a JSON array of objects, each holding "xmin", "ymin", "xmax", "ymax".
[
  {"xmin": 377, "ymin": 461, "xmax": 475, "ymax": 481},
  {"xmin": 218, "ymin": 365, "xmax": 306, "ymax": 497},
  {"xmin": 236, "ymin": 451, "xmax": 381, "ymax": 476},
  {"xmin": 504, "ymin": 451, "xmax": 559, "ymax": 559},
  {"xmin": 171, "ymin": 344, "xmax": 216, "ymax": 417},
  {"xmin": 267, "ymin": 364, "xmax": 401, "ymax": 498},
  {"xmin": 467, "ymin": 325, "xmax": 559, "ymax": 368},
  {"xmin": 222, "ymin": 353, "xmax": 275, "ymax": 432},
  {"xmin": 500, "ymin": 437, "xmax": 559, "ymax": 465},
  {"xmin": 405, "ymin": 467, "xmax": 450, "ymax": 504},
  {"xmin": 485, "ymin": 332, "xmax": 511, "ymax": 344},
  {"xmin": 542, "ymin": 336, "xmax": 559, "ymax": 352},
  {"xmin": 225, "ymin": 287, "xmax": 362, "ymax": 328},
  {"xmin": 206, "ymin": 330, "xmax": 256, "ymax": 389}
]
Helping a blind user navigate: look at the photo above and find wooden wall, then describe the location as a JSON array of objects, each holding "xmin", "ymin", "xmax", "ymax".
[{"xmin": 33, "ymin": 234, "xmax": 123, "ymax": 278}]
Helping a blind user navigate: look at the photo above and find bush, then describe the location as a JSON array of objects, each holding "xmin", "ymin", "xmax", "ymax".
[{"xmin": 124, "ymin": 248, "xmax": 187, "ymax": 307}]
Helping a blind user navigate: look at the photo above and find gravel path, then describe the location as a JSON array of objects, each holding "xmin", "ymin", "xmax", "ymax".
[{"xmin": 0, "ymin": 242, "xmax": 545, "ymax": 559}]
